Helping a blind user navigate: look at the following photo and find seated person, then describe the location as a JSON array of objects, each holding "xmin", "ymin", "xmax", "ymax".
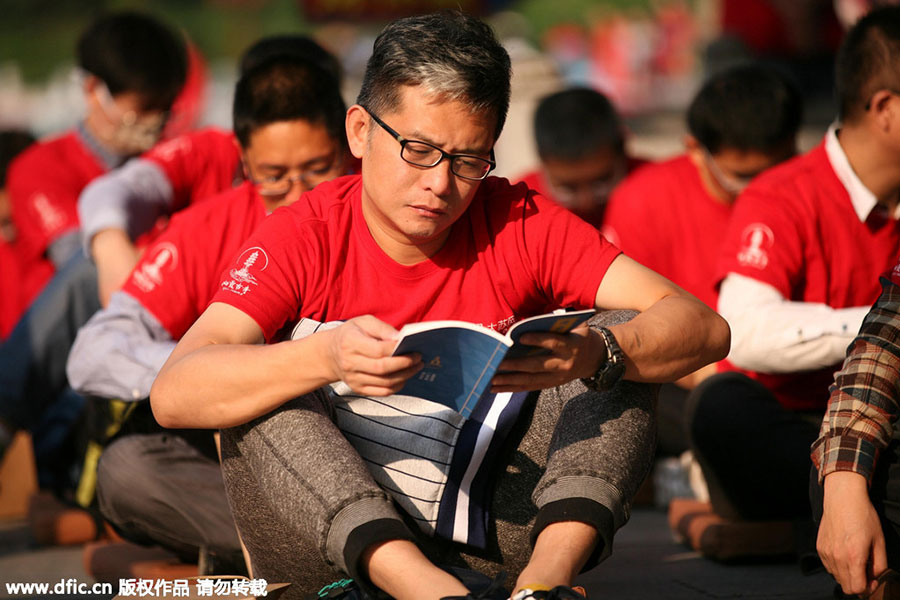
[
  {"xmin": 151, "ymin": 11, "xmax": 729, "ymax": 600},
  {"xmin": 811, "ymin": 269, "xmax": 900, "ymax": 598},
  {"xmin": 0, "ymin": 34, "xmax": 342, "ymax": 471},
  {"xmin": 81, "ymin": 33, "xmax": 345, "ymax": 305},
  {"xmin": 688, "ymin": 5, "xmax": 900, "ymax": 529},
  {"xmin": 7, "ymin": 11, "xmax": 187, "ymax": 289},
  {"xmin": 516, "ymin": 87, "xmax": 642, "ymax": 227},
  {"xmin": 603, "ymin": 63, "xmax": 801, "ymax": 461},
  {"xmin": 66, "ymin": 56, "xmax": 350, "ymax": 573},
  {"xmin": 0, "ymin": 11, "xmax": 186, "ymax": 485}
]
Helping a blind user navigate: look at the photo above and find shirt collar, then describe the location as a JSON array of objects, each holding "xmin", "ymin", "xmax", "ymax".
[
  {"xmin": 76, "ymin": 121, "xmax": 128, "ymax": 171},
  {"xmin": 823, "ymin": 123, "xmax": 897, "ymax": 222}
]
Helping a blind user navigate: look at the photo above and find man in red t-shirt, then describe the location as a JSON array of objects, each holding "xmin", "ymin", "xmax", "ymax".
[
  {"xmin": 0, "ymin": 12, "xmax": 186, "ymax": 478},
  {"xmin": 80, "ymin": 34, "xmax": 345, "ymax": 307},
  {"xmin": 602, "ymin": 64, "xmax": 801, "ymax": 460},
  {"xmin": 0, "ymin": 35, "xmax": 343, "ymax": 470},
  {"xmin": 7, "ymin": 12, "xmax": 186, "ymax": 288},
  {"xmin": 686, "ymin": 5, "xmax": 900, "ymax": 548},
  {"xmin": 152, "ymin": 12, "xmax": 729, "ymax": 599},
  {"xmin": 515, "ymin": 87, "xmax": 644, "ymax": 228},
  {"xmin": 65, "ymin": 57, "xmax": 350, "ymax": 574}
]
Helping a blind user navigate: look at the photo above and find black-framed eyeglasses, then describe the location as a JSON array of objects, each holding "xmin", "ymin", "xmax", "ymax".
[{"xmin": 363, "ymin": 107, "xmax": 496, "ymax": 181}]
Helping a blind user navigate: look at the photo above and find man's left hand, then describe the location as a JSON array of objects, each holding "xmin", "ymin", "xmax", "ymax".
[{"xmin": 490, "ymin": 324, "xmax": 604, "ymax": 392}]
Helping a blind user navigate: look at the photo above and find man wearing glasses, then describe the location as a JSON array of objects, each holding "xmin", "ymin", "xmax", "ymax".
[
  {"xmin": 686, "ymin": 4, "xmax": 900, "ymax": 544},
  {"xmin": 151, "ymin": 11, "xmax": 729, "ymax": 600},
  {"xmin": 65, "ymin": 56, "xmax": 350, "ymax": 575}
]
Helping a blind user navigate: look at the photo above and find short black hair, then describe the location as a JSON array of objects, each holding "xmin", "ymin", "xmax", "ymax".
[
  {"xmin": 835, "ymin": 5, "xmax": 900, "ymax": 123},
  {"xmin": 239, "ymin": 34, "xmax": 343, "ymax": 83},
  {"xmin": 233, "ymin": 56, "xmax": 347, "ymax": 150},
  {"xmin": 357, "ymin": 10, "xmax": 511, "ymax": 140},
  {"xmin": 534, "ymin": 87, "xmax": 625, "ymax": 161},
  {"xmin": 0, "ymin": 129, "xmax": 35, "ymax": 187},
  {"xmin": 687, "ymin": 63, "xmax": 802, "ymax": 154},
  {"xmin": 77, "ymin": 11, "xmax": 187, "ymax": 112}
]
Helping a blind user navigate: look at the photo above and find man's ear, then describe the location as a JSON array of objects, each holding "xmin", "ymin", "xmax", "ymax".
[
  {"xmin": 82, "ymin": 74, "xmax": 102, "ymax": 110},
  {"xmin": 684, "ymin": 134, "xmax": 703, "ymax": 167},
  {"xmin": 346, "ymin": 104, "xmax": 369, "ymax": 160},
  {"xmin": 868, "ymin": 89, "xmax": 896, "ymax": 133}
]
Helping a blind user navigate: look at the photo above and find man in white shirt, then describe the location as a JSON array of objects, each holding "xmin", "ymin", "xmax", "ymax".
[{"xmin": 685, "ymin": 4, "xmax": 900, "ymax": 539}]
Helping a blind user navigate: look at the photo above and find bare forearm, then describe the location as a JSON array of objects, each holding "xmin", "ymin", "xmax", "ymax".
[
  {"xmin": 150, "ymin": 334, "xmax": 334, "ymax": 429},
  {"xmin": 92, "ymin": 229, "xmax": 140, "ymax": 306},
  {"xmin": 610, "ymin": 296, "xmax": 730, "ymax": 383}
]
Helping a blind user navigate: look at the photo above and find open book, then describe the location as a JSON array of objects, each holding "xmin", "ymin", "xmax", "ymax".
[{"xmin": 392, "ymin": 308, "xmax": 595, "ymax": 417}]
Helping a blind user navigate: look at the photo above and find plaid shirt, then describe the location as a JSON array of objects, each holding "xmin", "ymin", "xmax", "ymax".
[{"xmin": 811, "ymin": 277, "xmax": 900, "ymax": 483}]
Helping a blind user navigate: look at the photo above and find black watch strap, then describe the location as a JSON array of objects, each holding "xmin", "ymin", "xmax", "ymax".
[{"xmin": 581, "ymin": 326, "xmax": 626, "ymax": 391}]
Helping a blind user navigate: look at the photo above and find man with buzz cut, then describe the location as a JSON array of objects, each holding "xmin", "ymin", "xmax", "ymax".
[{"xmin": 152, "ymin": 11, "xmax": 729, "ymax": 600}]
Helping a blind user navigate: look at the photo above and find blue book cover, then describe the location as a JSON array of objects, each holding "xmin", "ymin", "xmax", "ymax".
[{"xmin": 392, "ymin": 309, "xmax": 595, "ymax": 416}]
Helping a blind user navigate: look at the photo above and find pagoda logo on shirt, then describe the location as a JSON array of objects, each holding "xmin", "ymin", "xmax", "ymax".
[
  {"xmin": 737, "ymin": 223, "xmax": 774, "ymax": 270},
  {"xmin": 133, "ymin": 242, "xmax": 178, "ymax": 293},
  {"xmin": 30, "ymin": 193, "xmax": 65, "ymax": 234},
  {"xmin": 222, "ymin": 247, "xmax": 268, "ymax": 296}
]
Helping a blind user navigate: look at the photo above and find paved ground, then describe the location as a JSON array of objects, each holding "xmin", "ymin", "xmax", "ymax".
[{"xmin": 0, "ymin": 508, "xmax": 836, "ymax": 600}]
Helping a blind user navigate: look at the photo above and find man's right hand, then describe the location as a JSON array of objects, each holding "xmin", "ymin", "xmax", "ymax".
[
  {"xmin": 818, "ymin": 471, "xmax": 888, "ymax": 596},
  {"xmin": 324, "ymin": 315, "xmax": 422, "ymax": 396},
  {"xmin": 91, "ymin": 228, "xmax": 140, "ymax": 306}
]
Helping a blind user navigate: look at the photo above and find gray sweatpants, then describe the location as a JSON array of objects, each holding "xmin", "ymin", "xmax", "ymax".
[{"xmin": 219, "ymin": 311, "xmax": 656, "ymax": 598}]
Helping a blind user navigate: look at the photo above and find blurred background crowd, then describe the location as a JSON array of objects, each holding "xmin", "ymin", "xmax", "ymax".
[{"xmin": 0, "ymin": 0, "xmax": 879, "ymax": 177}]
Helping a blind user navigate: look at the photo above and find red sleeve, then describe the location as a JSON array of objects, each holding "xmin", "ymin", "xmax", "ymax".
[
  {"xmin": 142, "ymin": 129, "xmax": 240, "ymax": 211},
  {"xmin": 523, "ymin": 190, "xmax": 621, "ymax": 309},
  {"xmin": 7, "ymin": 154, "xmax": 80, "ymax": 261},
  {"xmin": 121, "ymin": 223, "xmax": 200, "ymax": 339},
  {"xmin": 716, "ymin": 184, "xmax": 806, "ymax": 297},
  {"xmin": 211, "ymin": 209, "xmax": 306, "ymax": 342}
]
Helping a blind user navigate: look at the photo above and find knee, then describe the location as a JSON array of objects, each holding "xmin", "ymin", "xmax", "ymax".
[{"xmin": 96, "ymin": 435, "xmax": 162, "ymax": 523}]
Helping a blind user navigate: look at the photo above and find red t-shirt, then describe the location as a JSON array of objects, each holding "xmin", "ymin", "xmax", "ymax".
[
  {"xmin": 7, "ymin": 131, "xmax": 106, "ymax": 277},
  {"xmin": 212, "ymin": 175, "xmax": 621, "ymax": 342},
  {"xmin": 142, "ymin": 127, "xmax": 242, "ymax": 213},
  {"xmin": 121, "ymin": 182, "xmax": 266, "ymax": 340},
  {"xmin": 717, "ymin": 142, "xmax": 900, "ymax": 411},
  {"xmin": 602, "ymin": 155, "xmax": 731, "ymax": 310}
]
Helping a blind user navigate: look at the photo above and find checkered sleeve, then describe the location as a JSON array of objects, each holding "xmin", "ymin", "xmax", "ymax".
[{"xmin": 811, "ymin": 277, "xmax": 900, "ymax": 483}]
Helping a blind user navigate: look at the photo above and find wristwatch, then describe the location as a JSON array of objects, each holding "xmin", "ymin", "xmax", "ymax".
[{"xmin": 581, "ymin": 326, "xmax": 626, "ymax": 391}]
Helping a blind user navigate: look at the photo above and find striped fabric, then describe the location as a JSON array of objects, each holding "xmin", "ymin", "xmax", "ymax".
[
  {"xmin": 811, "ymin": 277, "xmax": 900, "ymax": 482},
  {"xmin": 292, "ymin": 318, "xmax": 534, "ymax": 548}
]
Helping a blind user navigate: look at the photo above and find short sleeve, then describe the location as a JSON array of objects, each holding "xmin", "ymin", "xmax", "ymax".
[
  {"xmin": 121, "ymin": 223, "xmax": 200, "ymax": 339},
  {"xmin": 716, "ymin": 184, "xmax": 806, "ymax": 298},
  {"xmin": 523, "ymin": 192, "xmax": 621, "ymax": 309},
  {"xmin": 211, "ymin": 209, "xmax": 305, "ymax": 341},
  {"xmin": 143, "ymin": 129, "xmax": 240, "ymax": 211},
  {"xmin": 8, "ymin": 157, "xmax": 80, "ymax": 261}
]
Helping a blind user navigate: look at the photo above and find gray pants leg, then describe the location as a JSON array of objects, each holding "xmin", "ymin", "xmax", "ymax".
[
  {"xmin": 220, "ymin": 311, "xmax": 656, "ymax": 598},
  {"xmin": 96, "ymin": 432, "xmax": 243, "ymax": 561},
  {"xmin": 420, "ymin": 309, "xmax": 656, "ymax": 576}
]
